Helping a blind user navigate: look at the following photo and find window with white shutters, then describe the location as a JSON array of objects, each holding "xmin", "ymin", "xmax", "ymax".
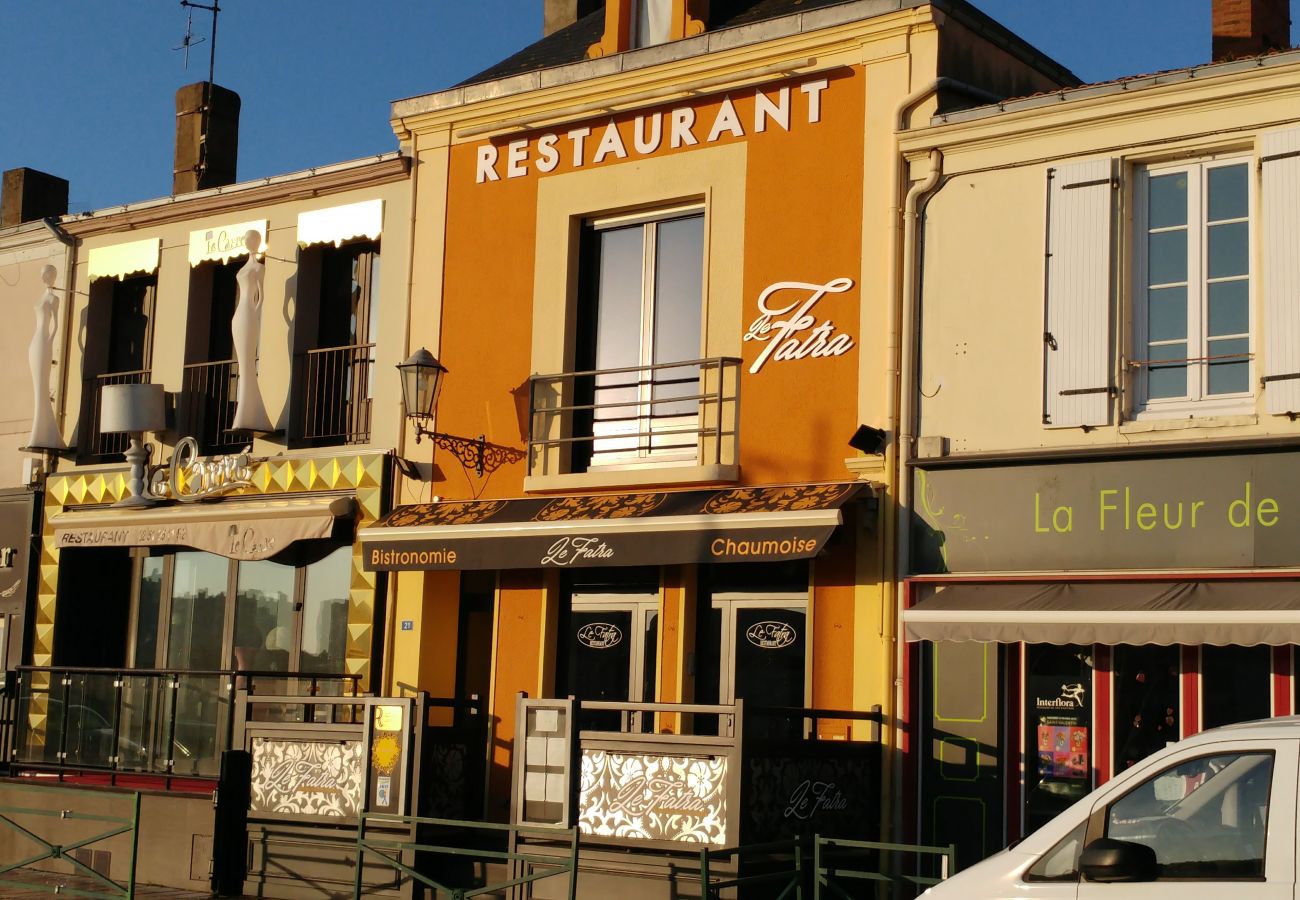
[
  {"xmin": 1261, "ymin": 128, "xmax": 1300, "ymax": 415},
  {"xmin": 1043, "ymin": 159, "xmax": 1115, "ymax": 428},
  {"xmin": 1132, "ymin": 156, "xmax": 1253, "ymax": 416}
]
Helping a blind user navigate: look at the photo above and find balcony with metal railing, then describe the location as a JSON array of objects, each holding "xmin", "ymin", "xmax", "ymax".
[
  {"xmin": 527, "ymin": 357, "xmax": 740, "ymax": 477},
  {"xmin": 178, "ymin": 359, "xmax": 245, "ymax": 456},
  {"xmin": 291, "ymin": 343, "xmax": 375, "ymax": 448},
  {"xmin": 6, "ymin": 666, "xmax": 361, "ymax": 785},
  {"xmin": 78, "ymin": 370, "xmax": 150, "ymax": 462}
]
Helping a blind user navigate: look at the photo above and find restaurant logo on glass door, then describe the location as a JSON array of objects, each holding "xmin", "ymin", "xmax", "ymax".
[
  {"xmin": 745, "ymin": 620, "xmax": 797, "ymax": 649},
  {"xmin": 577, "ymin": 622, "xmax": 623, "ymax": 650}
]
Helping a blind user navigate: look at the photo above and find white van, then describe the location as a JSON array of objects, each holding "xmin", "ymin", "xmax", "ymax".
[{"xmin": 922, "ymin": 717, "xmax": 1299, "ymax": 899}]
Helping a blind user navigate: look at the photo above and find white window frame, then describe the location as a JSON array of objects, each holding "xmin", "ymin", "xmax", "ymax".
[
  {"xmin": 584, "ymin": 203, "xmax": 706, "ymax": 468},
  {"xmin": 1132, "ymin": 154, "xmax": 1255, "ymax": 419}
]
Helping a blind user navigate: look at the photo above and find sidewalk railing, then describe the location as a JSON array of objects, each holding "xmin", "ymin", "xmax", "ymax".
[
  {"xmin": 353, "ymin": 813, "xmax": 578, "ymax": 900},
  {"xmin": 0, "ymin": 782, "xmax": 140, "ymax": 899},
  {"xmin": 699, "ymin": 838, "xmax": 804, "ymax": 900},
  {"xmin": 815, "ymin": 836, "xmax": 957, "ymax": 899}
]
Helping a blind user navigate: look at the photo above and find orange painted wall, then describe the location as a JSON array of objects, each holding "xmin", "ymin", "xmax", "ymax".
[
  {"xmin": 739, "ymin": 70, "xmax": 864, "ymax": 484},
  {"xmin": 812, "ymin": 511, "xmax": 860, "ymax": 737},
  {"xmin": 435, "ymin": 164, "xmax": 538, "ymax": 498},
  {"xmin": 435, "ymin": 66, "xmax": 867, "ymax": 500},
  {"xmin": 487, "ymin": 569, "xmax": 547, "ymax": 819}
]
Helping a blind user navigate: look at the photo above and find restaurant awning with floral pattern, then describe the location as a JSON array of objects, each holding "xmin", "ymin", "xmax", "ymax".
[{"xmin": 359, "ymin": 481, "xmax": 872, "ymax": 571}]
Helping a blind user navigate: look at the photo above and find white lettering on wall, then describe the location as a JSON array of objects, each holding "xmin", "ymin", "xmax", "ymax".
[
  {"xmin": 754, "ymin": 87, "xmax": 790, "ymax": 133},
  {"xmin": 475, "ymin": 76, "xmax": 831, "ymax": 182},
  {"xmin": 537, "ymin": 134, "xmax": 561, "ymax": 173},
  {"xmin": 743, "ymin": 278, "xmax": 856, "ymax": 374},
  {"xmin": 633, "ymin": 114, "xmax": 662, "ymax": 154},
  {"xmin": 476, "ymin": 145, "xmax": 500, "ymax": 184},
  {"xmin": 593, "ymin": 121, "xmax": 629, "ymax": 163}
]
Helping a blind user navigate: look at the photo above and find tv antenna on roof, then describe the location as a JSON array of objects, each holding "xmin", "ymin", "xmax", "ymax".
[{"xmin": 175, "ymin": 0, "xmax": 221, "ymax": 84}]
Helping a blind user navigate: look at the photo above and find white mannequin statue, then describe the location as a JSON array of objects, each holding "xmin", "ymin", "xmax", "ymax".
[
  {"xmin": 26, "ymin": 264, "xmax": 66, "ymax": 450},
  {"xmin": 231, "ymin": 230, "xmax": 272, "ymax": 432}
]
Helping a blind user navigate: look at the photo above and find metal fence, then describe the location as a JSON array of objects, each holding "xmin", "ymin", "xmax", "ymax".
[
  {"xmin": 9, "ymin": 667, "xmax": 360, "ymax": 784},
  {"xmin": 79, "ymin": 370, "xmax": 150, "ymax": 461},
  {"xmin": 528, "ymin": 356, "xmax": 740, "ymax": 475},
  {"xmin": 0, "ymin": 782, "xmax": 140, "ymax": 900},
  {"xmin": 814, "ymin": 837, "xmax": 957, "ymax": 899},
  {"xmin": 178, "ymin": 358, "xmax": 244, "ymax": 455},
  {"xmin": 353, "ymin": 814, "xmax": 579, "ymax": 900},
  {"xmin": 293, "ymin": 343, "xmax": 375, "ymax": 446}
]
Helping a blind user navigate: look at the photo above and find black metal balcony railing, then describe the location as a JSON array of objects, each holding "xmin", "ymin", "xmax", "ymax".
[
  {"xmin": 178, "ymin": 359, "xmax": 245, "ymax": 456},
  {"xmin": 293, "ymin": 343, "xmax": 374, "ymax": 447},
  {"xmin": 78, "ymin": 369, "xmax": 150, "ymax": 461},
  {"xmin": 7, "ymin": 666, "xmax": 361, "ymax": 783},
  {"xmin": 528, "ymin": 356, "xmax": 740, "ymax": 475}
]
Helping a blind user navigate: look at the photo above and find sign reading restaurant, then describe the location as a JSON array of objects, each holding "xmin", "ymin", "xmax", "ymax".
[
  {"xmin": 913, "ymin": 450, "xmax": 1300, "ymax": 573},
  {"xmin": 475, "ymin": 76, "xmax": 831, "ymax": 183}
]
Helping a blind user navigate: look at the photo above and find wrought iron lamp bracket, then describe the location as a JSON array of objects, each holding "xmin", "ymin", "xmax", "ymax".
[{"xmin": 411, "ymin": 420, "xmax": 523, "ymax": 477}]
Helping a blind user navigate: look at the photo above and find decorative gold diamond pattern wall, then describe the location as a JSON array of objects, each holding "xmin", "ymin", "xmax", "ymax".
[{"xmin": 38, "ymin": 452, "xmax": 387, "ymax": 687}]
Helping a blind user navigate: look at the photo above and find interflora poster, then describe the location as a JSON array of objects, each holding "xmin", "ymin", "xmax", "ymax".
[{"xmin": 1030, "ymin": 676, "xmax": 1090, "ymax": 782}]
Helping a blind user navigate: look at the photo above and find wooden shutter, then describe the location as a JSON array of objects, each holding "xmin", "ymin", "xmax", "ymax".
[
  {"xmin": 1043, "ymin": 159, "xmax": 1114, "ymax": 428},
  {"xmin": 1261, "ymin": 128, "xmax": 1300, "ymax": 415}
]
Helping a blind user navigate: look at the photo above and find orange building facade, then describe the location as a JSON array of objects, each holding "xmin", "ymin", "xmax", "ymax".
[{"xmin": 362, "ymin": 0, "xmax": 1072, "ymax": 876}]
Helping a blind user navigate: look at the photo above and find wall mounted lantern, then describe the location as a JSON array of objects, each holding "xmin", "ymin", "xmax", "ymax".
[
  {"xmin": 100, "ymin": 383, "xmax": 166, "ymax": 508},
  {"xmin": 397, "ymin": 348, "xmax": 521, "ymax": 478}
]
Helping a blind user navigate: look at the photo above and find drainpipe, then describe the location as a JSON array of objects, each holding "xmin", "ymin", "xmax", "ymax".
[
  {"xmin": 41, "ymin": 216, "xmax": 78, "ymax": 464},
  {"xmin": 885, "ymin": 76, "xmax": 975, "ymax": 840}
]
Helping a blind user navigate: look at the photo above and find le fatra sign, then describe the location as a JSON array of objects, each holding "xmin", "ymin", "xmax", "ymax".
[
  {"xmin": 476, "ymin": 77, "xmax": 830, "ymax": 183},
  {"xmin": 743, "ymin": 278, "xmax": 856, "ymax": 374}
]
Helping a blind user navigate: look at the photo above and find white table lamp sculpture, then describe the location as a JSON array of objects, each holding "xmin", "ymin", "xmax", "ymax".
[
  {"xmin": 26, "ymin": 265, "xmax": 67, "ymax": 451},
  {"xmin": 231, "ymin": 230, "xmax": 272, "ymax": 432},
  {"xmin": 101, "ymin": 383, "xmax": 166, "ymax": 508}
]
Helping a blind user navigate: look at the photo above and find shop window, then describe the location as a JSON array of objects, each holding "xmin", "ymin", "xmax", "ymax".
[
  {"xmin": 570, "ymin": 207, "xmax": 704, "ymax": 471},
  {"xmin": 1104, "ymin": 751, "xmax": 1273, "ymax": 879},
  {"xmin": 180, "ymin": 259, "xmax": 244, "ymax": 455},
  {"xmin": 1024, "ymin": 644, "xmax": 1093, "ymax": 833},
  {"xmin": 129, "ymin": 547, "xmax": 351, "ymax": 677},
  {"xmin": 1203, "ymin": 645, "xmax": 1270, "ymax": 729},
  {"xmin": 631, "ymin": 0, "xmax": 671, "ymax": 47},
  {"xmin": 1113, "ymin": 645, "xmax": 1179, "ymax": 771},
  {"xmin": 130, "ymin": 556, "xmax": 164, "ymax": 669},
  {"xmin": 290, "ymin": 239, "xmax": 380, "ymax": 447},
  {"xmin": 78, "ymin": 274, "xmax": 156, "ymax": 461},
  {"xmin": 1134, "ymin": 159, "xmax": 1252, "ymax": 415}
]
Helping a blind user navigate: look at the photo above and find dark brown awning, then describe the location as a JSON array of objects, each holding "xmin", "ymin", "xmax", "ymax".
[
  {"xmin": 360, "ymin": 482, "xmax": 870, "ymax": 572},
  {"xmin": 904, "ymin": 580, "xmax": 1300, "ymax": 646}
]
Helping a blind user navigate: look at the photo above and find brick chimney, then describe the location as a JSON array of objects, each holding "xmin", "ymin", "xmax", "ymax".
[
  {"xmin": 0, "ymin": 168, "xmax": 68, "ymax": 228},
  {"xmin": 544, "ymin": 0, "xmax": 603, "ymax": 36},
  {"xmin": 1213, "ymin": 0, "xmax": 1291, "ymax": 61},
  {"xmin": 173, "ymin": 81, "xmax": 240, "ymax": 195}
]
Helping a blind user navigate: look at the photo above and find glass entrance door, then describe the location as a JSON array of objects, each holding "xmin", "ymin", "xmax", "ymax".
[
  {"xmin": 565, "ymin": 593, "xmax": 658, "ymax": 731},
  {"xmin": 713, "ymin": 597, "xmax": 807, "ymax": 738}
]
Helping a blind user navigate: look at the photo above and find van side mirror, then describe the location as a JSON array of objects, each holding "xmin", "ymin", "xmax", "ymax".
[{"xmin": 1079, "ymin": 838, "xmax": 1158, "ymax": 883}]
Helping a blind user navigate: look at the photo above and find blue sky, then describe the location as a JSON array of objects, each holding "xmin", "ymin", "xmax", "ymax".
[{"xmin": 0, "ymin": 2, "xmax": 1294, "ymax": 213}]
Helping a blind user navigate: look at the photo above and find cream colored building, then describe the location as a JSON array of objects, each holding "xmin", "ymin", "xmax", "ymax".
[{"xmin": 900, "ymin": 36, "xmax": 1300, "ymax": 865}]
